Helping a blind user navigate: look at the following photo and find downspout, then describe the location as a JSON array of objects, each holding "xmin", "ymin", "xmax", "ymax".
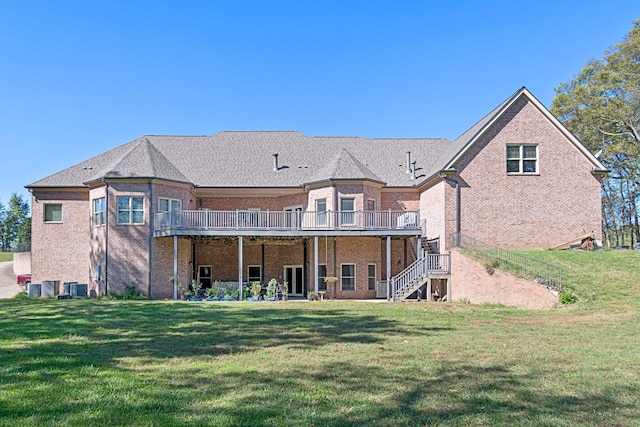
[
  {"xmin": 148, "ymin": 179, "xmax": 153, "ymax": 298},
  {"xmin": 103, "ymin": 179, "xmax": 109, "ymax": 295},
  {"xmin": 303, "ymin": 239, "xmax": 308, "ymax": 298},
  {"xmin": 439, "ymin": 169, "xmax": 460, "ymax": 246}
]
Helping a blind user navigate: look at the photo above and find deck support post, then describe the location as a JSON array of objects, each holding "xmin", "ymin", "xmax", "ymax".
[
  {"xmin": 386, "ymin": 235, "xmax": 391, "ymax": 301},
  {"xmin": 238, "ymin": 236, "xmax": 243, "ymax": 300},
  {"xmin": 314, "ymin": 235, "xmax": 319, "ymax": 295},
  {"xmin": 173, "ymin": 235, "xmax": 178, "ymax": 300},
  {"xmin": 426, "ymin": 278, "xmax": 432, "ymax": 303}
]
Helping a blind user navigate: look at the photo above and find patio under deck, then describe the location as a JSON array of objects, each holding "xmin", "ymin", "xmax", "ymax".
[{"xmin": 157, "ymin": 210, "xmax": 424, "ymax": 300}]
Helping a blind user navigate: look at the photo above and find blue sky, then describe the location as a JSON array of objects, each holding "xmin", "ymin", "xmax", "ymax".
[{"xmin": 1, "ymin": 1, "xmax": 638, "ymax": 207}]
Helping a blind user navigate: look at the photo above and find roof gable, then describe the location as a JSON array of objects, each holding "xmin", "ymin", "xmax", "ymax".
[{"xmin": 434, "ymin": 87, "xmax": 607, "ymax": 174}]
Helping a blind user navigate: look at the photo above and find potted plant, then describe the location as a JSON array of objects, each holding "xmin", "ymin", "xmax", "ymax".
[
  {"xmin": 248, "ymin": 282, "xmax": 262, "ymax": 301},
  {"xmin": 265, "ymin": 278, "xmax": 278, "ymax": 301},
  {"xmin": 190, "ymin": 279, "xmax": 203, "ymax": 301},
  {"xmin": 178, "ymin": 282, "xmax": 192, "ymax": 300},
  {"xmin": 308, "ymin": 291, "xmax": 318, "ymax": 301},
  {"xmin": 223, "ymin": 283, "xmax": 238, "ymax": 301},
  {"xmin": 278, "ymin": 281, "xmax": 289, "ymax": 301},
  {"xmin": 204, "ymin": 287, "xmax": 218, "ymax": 301}
]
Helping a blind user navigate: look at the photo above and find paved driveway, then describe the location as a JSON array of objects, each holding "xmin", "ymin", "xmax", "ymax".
[{"xmin": 0, "ymin": 261, "xmax": 22, "ymax": 298}]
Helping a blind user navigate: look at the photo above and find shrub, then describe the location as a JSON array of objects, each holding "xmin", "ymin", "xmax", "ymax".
[
  {"xmin": 484, "ymin": 257, "xmax": 500, "ymax": 275},
  {"xmin": 109, "ymin": 282, "xmax": 143, "ymax": 300},
  {"xmin": 559, "ymin": 290, "xmax": 577, "ymax": 304}
]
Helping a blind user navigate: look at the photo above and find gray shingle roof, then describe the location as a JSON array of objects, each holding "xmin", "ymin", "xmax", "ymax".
[
  {"xmin": 28, "ymin": 131, "xmax": 452, "ymax": 189},
  {"xmin": 31, "ymin": 87, "xmax": 596, "ymax": 191}
]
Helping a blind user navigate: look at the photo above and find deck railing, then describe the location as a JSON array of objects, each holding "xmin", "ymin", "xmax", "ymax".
[{"xmin": 155, "ymin": 210, "xmax": 420, "ymax": 232}]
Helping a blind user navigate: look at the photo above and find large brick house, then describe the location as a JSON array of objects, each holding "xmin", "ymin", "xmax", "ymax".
[{"xmin": 27, "ymin": 87, "xmax": 606, "ymax": 300}]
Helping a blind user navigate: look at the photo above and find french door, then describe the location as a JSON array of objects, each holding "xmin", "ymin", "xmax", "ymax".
[{"xmin": 284, "ymin": 265, "xmax": 304, "ymax": 296}]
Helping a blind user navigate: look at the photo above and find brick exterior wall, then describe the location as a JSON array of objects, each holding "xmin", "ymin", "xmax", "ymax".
[
  {"xmin": 445, "ymin": 98, "xmax": 603, "ymax": 249},
  {"xmin": 31, "ymin": 190, "xmax": 91, "ymax": 291},
  {"xmin": 450, "ymin": 249, "xmax": 558, "ymax": 309},
  {"xmin": 420, "ymin": 182, "xmax": 446, "ymax": 245},
  {"xmin": 29, "ymin": 96, "xmax": 602, "ymax": 299}
]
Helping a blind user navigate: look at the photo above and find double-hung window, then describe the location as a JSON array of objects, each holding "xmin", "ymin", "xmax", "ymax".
[
  {"xmin": 316, "ymin": 198, "xmax": 327, "ymax": 227},
  {"xmin": 368, "ymin": 264, "xmax": 376, "ymax": 291},
  {"xmin": 93, "ymin": 197, "xmax": 105, "ymax": 226},
  {"xmin": 318, "ymin": 264, "xmax": 327, "ymax": 291},
  {"xmin": 341, "ymin": 264, "xmax": 355, "ymax": 291},
  {"xmin": 340, "ymin": 198, "xmax": 355, "ymax": 226},
  {"xmin": 507, "ymin": 144, "xmax": 538, "ymax": 174},
  {"xmin": 117, "ymin": 196, "xmax": 144, "ymax": 224}
]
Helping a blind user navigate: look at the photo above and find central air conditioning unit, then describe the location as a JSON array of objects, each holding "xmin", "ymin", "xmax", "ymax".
[
  {"xmin": 41, "ymin": 280, "xmax": 59, "ymax": 298},
  {"xmin": 28, "ymin": 283, "xmax": 41, "ymax": 298},
  {"xmin": 70, "ymin": 283, "xmax": 88, "ymax": 297}
]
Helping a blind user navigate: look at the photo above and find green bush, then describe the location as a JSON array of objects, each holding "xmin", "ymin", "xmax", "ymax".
[
  {"xmin": 109, "ymin": 282, "xmax": 144, "ymax": 300},
  {"xmin": 559, "ymin": 290, "xmax": 577, "ymax": 304}
]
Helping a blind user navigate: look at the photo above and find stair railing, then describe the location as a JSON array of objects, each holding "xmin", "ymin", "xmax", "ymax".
[{"xmin": 390, "ymin": 252, "xmax": 451, "ymax": 300}]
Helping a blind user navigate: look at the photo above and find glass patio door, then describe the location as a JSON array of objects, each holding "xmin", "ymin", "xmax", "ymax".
[{"xmin": 284, "ymin": 266, "xmax": 304, "ymax": 296}]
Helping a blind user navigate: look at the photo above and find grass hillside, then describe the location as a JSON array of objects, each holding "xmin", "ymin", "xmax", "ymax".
[{"xmin": 0, "ymin": 250, "xmax": 638, "ymax": 426}]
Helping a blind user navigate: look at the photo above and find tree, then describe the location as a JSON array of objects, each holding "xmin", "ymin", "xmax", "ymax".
[
  {"xmin": 551, "ymin": 19, "xmax": 640, "ymax": 247},
  {"xmin": 0, "ymin": 193, "xmax": 30, "ymax": 252}
]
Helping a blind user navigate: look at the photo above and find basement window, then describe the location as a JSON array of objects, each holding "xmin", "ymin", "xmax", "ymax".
[
  {"xmin": 507, "ymin": 144, "xmax": 538, "ymax": 174},
  {"xmin": 341, "ymin": 264, "xmax": 356, "ymax": 292}
]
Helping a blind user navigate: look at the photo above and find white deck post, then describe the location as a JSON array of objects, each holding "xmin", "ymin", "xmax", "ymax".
[
  {"xmin": 238, "ymin": 236, "xmax": 243, "ymax": 300},
  {"xmin": 314, "ymin": 235, "xmax": 319, "ymax": 294},
  {"xmin": 386, "ymin": 235, "xmax": 391, "ymax": 301},
  {"xmin": 173, "ymin": 235, "xmax": 178, "ymax": 300}
]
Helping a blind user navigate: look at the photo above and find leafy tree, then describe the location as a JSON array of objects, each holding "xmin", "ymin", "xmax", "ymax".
[{"xmin": 551, "ymin": 19, "xmax": 640, "ymax": 247}]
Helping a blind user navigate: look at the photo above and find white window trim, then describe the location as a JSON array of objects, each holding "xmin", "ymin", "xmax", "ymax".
[
  {"xmin": 368, "ymin": 263, "xmax": 376, "ymax": 291},
  {"xmin": 340, "ymin": 263, "xmax": 356, "ymax": 292},
  {"xmin": 248, "ymin": 265, "xmax": 262, "ymax": 283},
  {"xmin": 93, "ymin": 197, "xmax": 105, "ymax": 227},
  {"xmin": 507, "ymin": 144, "xmax": 539, "ymax": 175},
  {"xmin": 159, "ymin": 197, "xmax": 182, "ymax": 212},
  {"xmin": 117, "ymin": 196, "xmax": 145, "ymax": 225},
  {"xmin": 44, "ymin": 203, "xmax": 63, "ymax": 223},
  {"xmin": 340, "ymin": 198, "xmax": 356, "ymax": 226}
]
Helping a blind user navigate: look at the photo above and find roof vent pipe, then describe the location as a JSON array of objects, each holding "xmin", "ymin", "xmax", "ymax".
[
  {"xmin": 273, "ymin": 153, "xmax": 279, "ymax": 172},
  {"xmin": 410, "ymin": 161, "xmax": 416, "ymax": 181},
  {"xmin": 406, "ymin": 151, "xmax": 411, "ymax": 174}
]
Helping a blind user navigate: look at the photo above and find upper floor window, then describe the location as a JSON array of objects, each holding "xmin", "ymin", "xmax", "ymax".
[
  {"xmin": 507, "ymin": 144, "xmax": 538, "ymax": 174},
  {"xmin": 93, "ymin": 197, "xmax": 105, "ymax": 226},
  {"xmin": 340, "ymin": 198, "xmax": 355, "ymax": 225},
  {"xmin": 316, "ymin": 198, "xmax": 327, "ymax": 226},
  {"xmin": 159, "ymin": 197, "xmax": 182, "ymax": 212},
  {"xmin": 117, "ymin": 196, "xmax": 144, "ymax": 224},
  {"xmin": 44, "ymin": 204, "xmax": 62, "ymax": 223}
]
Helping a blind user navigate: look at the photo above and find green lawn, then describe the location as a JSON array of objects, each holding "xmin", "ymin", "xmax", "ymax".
[
  {"xmin": 0, "ymin": 252, "xmax": 14, "ymax": 262},
  {"xmin": 1, "ymin": 250, "xmax": 639, "ymax": 426}
]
